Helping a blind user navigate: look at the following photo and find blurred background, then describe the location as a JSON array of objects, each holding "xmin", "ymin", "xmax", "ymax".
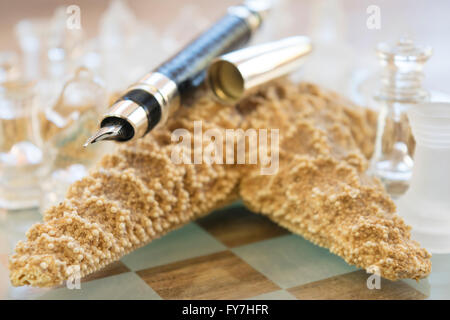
[{"xmin": 1, "ymin": 0, "xmax": 450, "ymax": 89}]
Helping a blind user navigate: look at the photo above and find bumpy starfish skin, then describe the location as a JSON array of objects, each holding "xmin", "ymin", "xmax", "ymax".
[
  {"xmin": 237, "ymin": 83, "xmax": 430, "ymax": 281},
  {"xmin": 9, "ymin": 79, "xmax": 431, "ymax": 287}
]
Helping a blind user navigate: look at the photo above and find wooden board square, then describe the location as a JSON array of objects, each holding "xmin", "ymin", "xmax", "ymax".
[{"xmin": 136, "ymin": 250, "xmax": 280, "ymax": 299}]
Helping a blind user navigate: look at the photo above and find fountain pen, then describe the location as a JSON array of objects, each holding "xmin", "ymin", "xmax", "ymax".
[{"xmin": 84, "ymin": 1, "xmax": 268, "ymax": 146}]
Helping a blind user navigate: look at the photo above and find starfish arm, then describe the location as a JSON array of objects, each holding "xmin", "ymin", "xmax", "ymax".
[
  {"xmin": 9, "ymin": 125, "xmax": 240, "ymax": 288},
  {"xmin": 238, "ymin": 82, "xmax": 431, "ymax": 281}
]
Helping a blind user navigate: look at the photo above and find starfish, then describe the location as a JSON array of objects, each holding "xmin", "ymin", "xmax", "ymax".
[{"xmin": 9, "ymin": 79, "xmax": 431, "ymax": 287}]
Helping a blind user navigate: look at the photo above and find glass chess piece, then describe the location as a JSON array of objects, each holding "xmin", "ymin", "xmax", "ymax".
[
  {"xmin": 15, "ymin": 18, "xmax": 48, "ymax": 81},
  {"xmin": 38, "ymin": 67, "xmax": 108, "ymax": 212},
  {"xmin": 0, "ymin": 52, "xmax": 20, "ymax": 83},
  {"xmin": 99, "ymin": 0, "xmax": 141, "ymax": 94},
  {"xmin": 300, "ymin": 0, "xmax": 356, "ymax": 94},
  {"xmin": 397, "ymin": 102, "xmax": 450, "ymax": 253},
  {"xmin": 46, "ymin": 6, "xmax": 85, "ymax": 80},
  {"xmin": 370, "ymin": 38, "xmax": 432, "ymax": 197},
  {"xmin": 99, "ymin": 0, "xmax": 167, "ymax": 95},
  {"xmin": 0, "ymin": 81, "xmax": 48, "ymax": 210}
]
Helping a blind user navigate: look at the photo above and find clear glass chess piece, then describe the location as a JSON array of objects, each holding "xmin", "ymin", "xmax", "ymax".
[
  {"xmin": 397, "ymin": 102, "xmax": 450, "ymax": 253},
  {"xmin": 370, "ymin": 38, "xmax": 432, "ymax": 197},
  {"xmin": 0, "ymin": 81, "xmax": 47, "ymax": 210},
  {"xmin": 38, "ymin": 67, "xmax": 108, "ymax": 212}
]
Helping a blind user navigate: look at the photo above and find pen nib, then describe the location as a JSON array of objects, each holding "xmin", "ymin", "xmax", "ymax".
[{"xmin": 83, "ymin": 125, "xmax": 123, "ymax": 147}]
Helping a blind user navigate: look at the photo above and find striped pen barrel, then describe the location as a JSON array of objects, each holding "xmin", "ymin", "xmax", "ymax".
[{"xmin": 85, "ymin": 1, "xmax": 269, "ymax": 146}]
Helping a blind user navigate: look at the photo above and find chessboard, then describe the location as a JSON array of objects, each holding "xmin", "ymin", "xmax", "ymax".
[{"xmin": 0, "ymin": 204, "xmax": 429, "ymax": 300}]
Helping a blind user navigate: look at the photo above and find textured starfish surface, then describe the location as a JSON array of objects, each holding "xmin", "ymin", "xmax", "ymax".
[{"xmin": 9, "ymin": 79, "xmax": 431, "ymax": 287}]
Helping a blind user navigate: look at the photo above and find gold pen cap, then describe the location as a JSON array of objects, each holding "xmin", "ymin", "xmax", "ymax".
[{"xmin": 207, "ymin": 36, "xmax": 312, "ymax": 104}]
